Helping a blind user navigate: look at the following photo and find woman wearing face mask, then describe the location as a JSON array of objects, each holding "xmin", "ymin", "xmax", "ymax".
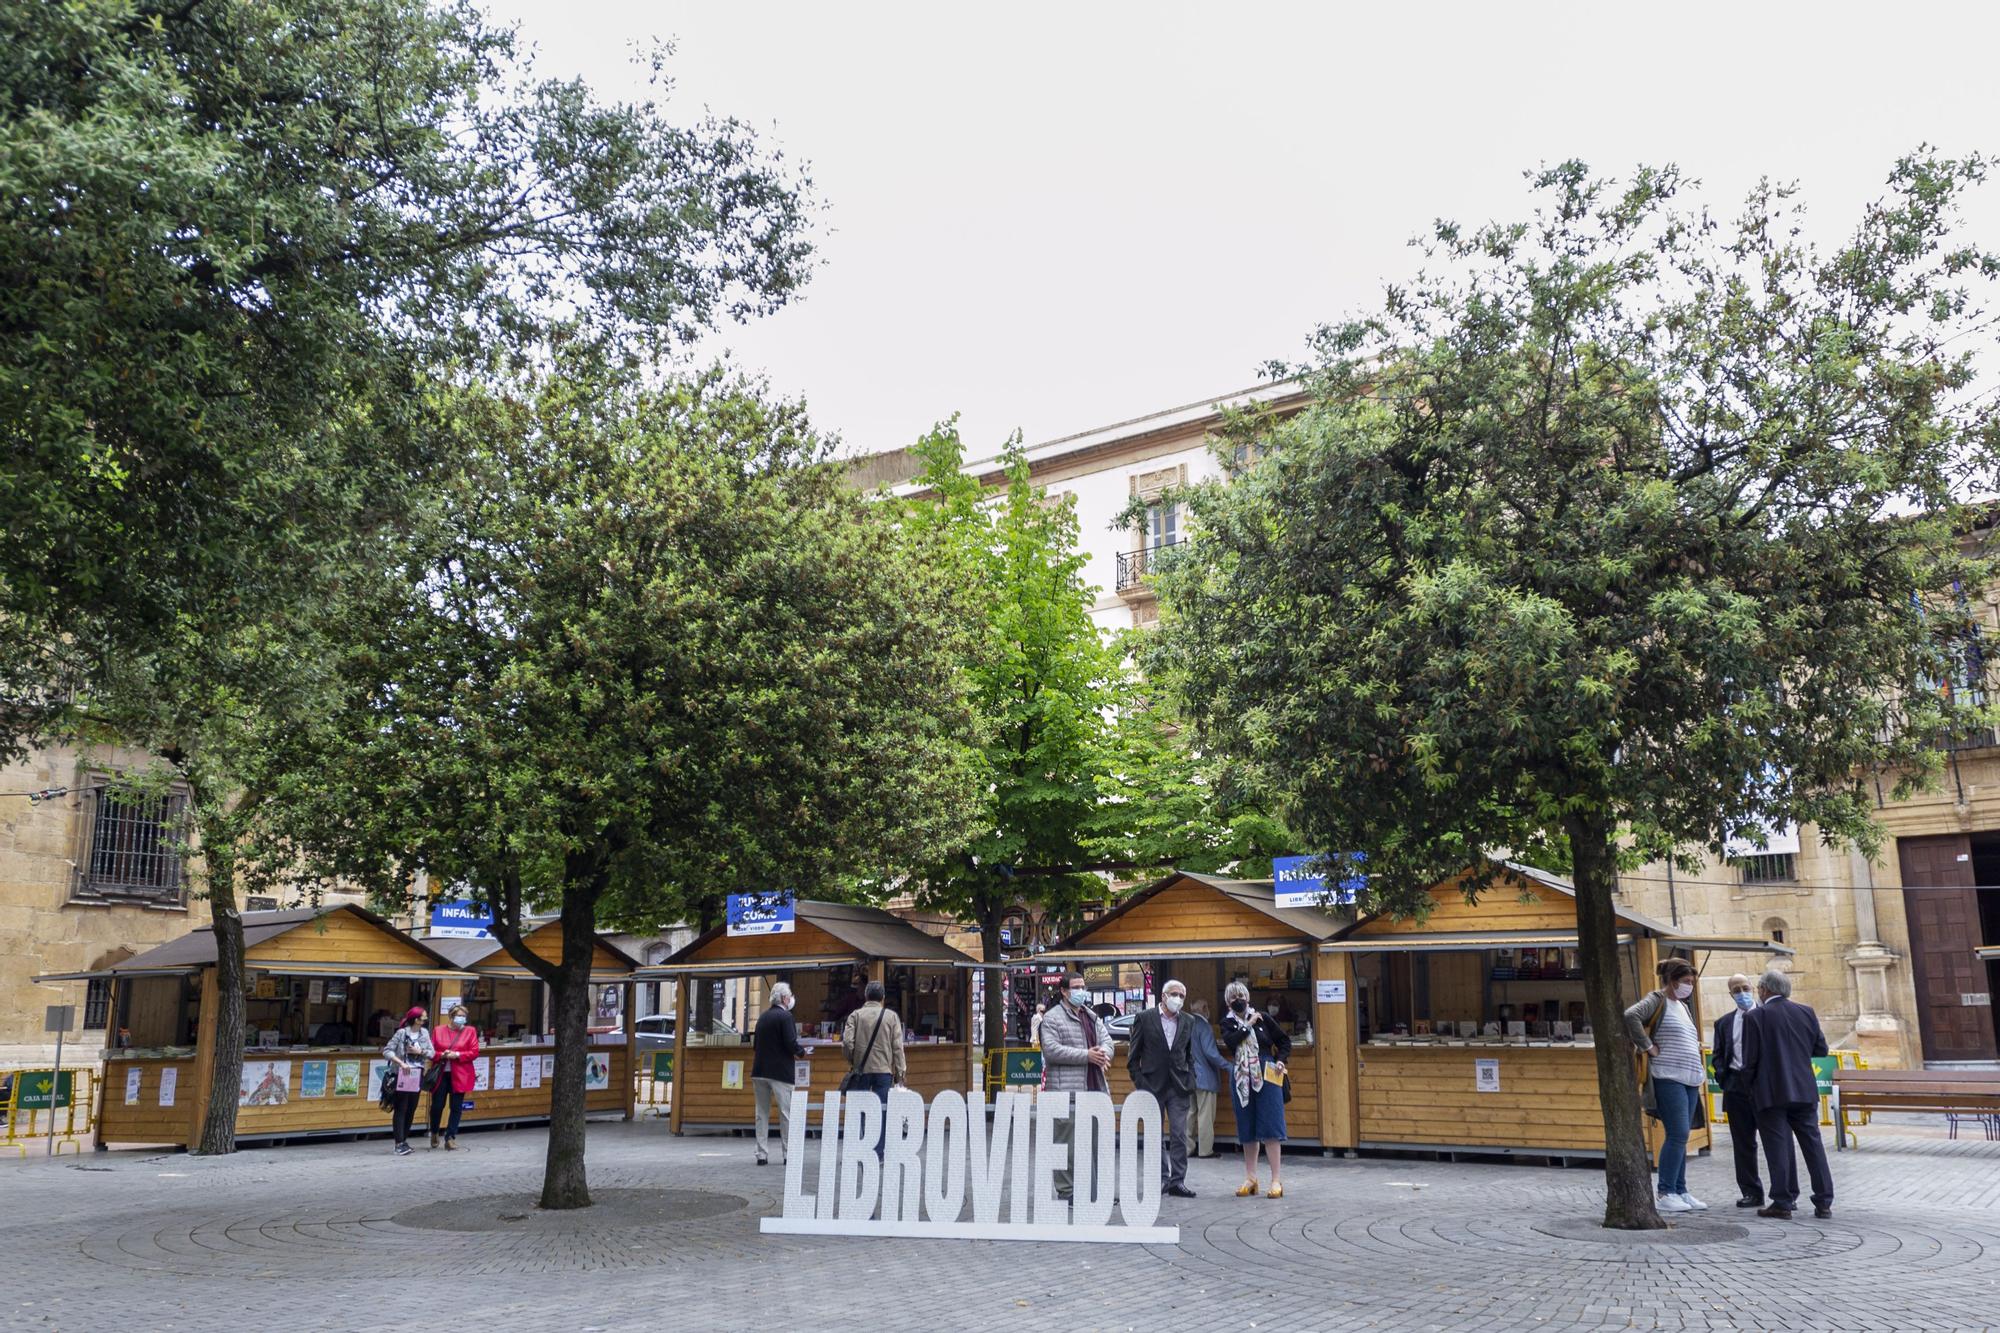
[
  {"xmin": 428, "ymin": 1005, "xmax": 480, "ymax": 1150},
  {"xmin": 1219, "ymin": 981, "xmax": 1290, "ymax": 1198},
  {"xmin": 383, "ymin": 1005, "xmax": 434, "ymax": 1157},
  {"xmin": 1623, "ymin": 959, "xmax": 1708, "ymax": 1212}
]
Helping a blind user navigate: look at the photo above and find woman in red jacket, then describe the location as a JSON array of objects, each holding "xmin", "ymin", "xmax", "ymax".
[{"xmin": 428, "ymin": 1004, "xmax": 480, "ymax": 1150}]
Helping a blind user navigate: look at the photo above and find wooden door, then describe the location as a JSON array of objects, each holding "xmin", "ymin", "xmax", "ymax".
[{"xmin": 1898, "ymin": 835, "xmax": 2000, "ymax": 1062}]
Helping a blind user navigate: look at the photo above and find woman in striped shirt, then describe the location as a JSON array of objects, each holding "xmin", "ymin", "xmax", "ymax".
[{"xmin": 1623, "ymin": 958, "xmax": 1708, "ymax": 1213}]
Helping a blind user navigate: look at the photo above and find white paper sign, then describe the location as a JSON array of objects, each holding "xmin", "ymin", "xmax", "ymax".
[
  {"xmin": 472, "ymin": 1057, "xmax": 491, "ymax": 1092},
  {"xmin": 722, "ymin": 1059, "xmax": 744, "ymax": 1091},
  {"xmin": 1474, "ymin": 1058, "xmax": 1501, "ymax": 1093},
  {"xmin": 493, "ymin": 1055, "xmax": 515, "ymax": 1090},
  {"xmin": 1316, "ymin": 979, "xmax": 1347, "ymax": 1004},
  {"xmin": 124, "ymin": 1066, "xmax": 142, "ymax": 1105},
  {"xmin": 540, "ymin": 1054, "xmax": 555, "ymax": 1078},
  {"xmin": 158, "ymin": 1067, "xmax": 177, "ymax": 1106},
  {"xmin": 520, "ymin": 1055, "xmax": 542, "ymax": 1089},
  {"xmin": 764, "ymin": 1089, "xmax": 1177, "ymax": 1244},
  {"xmin": 794, "ymin": 1059, "xmax": 811, "ymax": 1088}
]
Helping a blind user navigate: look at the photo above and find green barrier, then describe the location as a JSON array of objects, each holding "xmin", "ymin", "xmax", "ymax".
[
  {"xmin": 13, "ymin": 1071, "xmax": 72, "ymax": 1111},
  {"xmin": 1813, "ymin": 1054, "xmax": 1838, "ymax": 1097},
  {"xmin": 652, "ymin": 1051, "xmax": 674, "ymax": 1082},
  {"xmin": 1000, "ymin": 1049, "xmax": 1041, "ymax": 1086}
]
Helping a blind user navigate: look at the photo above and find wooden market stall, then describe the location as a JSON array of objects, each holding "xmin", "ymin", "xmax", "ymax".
[
  {"xmin": 1037, "ymin": 872, "xmax": 1354, "ymax": 1148},
  {"xmin": 638, "ymin": 900, "xmax": 979, "ymax": 1133},
  {"xmin": 37, "ymin": 906, "xmax": 635, "ymax": 1149},
  {"xmin": 1317, "ymin": 861, "xmax": 1787, "ymax": 1161}
]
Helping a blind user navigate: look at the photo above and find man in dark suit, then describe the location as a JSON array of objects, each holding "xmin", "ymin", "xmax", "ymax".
[
  {"xmin": 1739, "ymin": 967, "xmax": 1834, "ymax": 1219},
  {"xmin": 1127, "ymin": 977, "xmax": 1197, "ymax": 1198},
  {"xmin": 1709, "ymin": 972, "xmax": 1766, "ymax": 1208}
]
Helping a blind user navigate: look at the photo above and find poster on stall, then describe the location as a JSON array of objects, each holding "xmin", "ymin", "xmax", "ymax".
[
  {"xmin": 1474, "ymin": 1058, "xmax": 1501, "ymax": 1093},
  {"xmin": 367, "ymin": 1059, "xmax": 390, "ymax": 1098},
  {"xmin": 585, "ymin": 1052, "xmax": 612, "ymax": 1091},
  {"xmin": 300, "ymin": 1061, "xmax": 328, "ymax": 1098},
  {"xmin": 308, "ymin": 979, "xmax": 325, "ymax": 1005},
  {"xmin": 493, "ymin": 1055, "xmax": 515, "ymax": 1090},
  {"xmin": 794, "ymin": 1059, "xmax": 811, "ymax": 1088},
  {"xmin": 540, "ymin": 1054, "xmax": 556, "ymax": 1079},
  {"xmin": 240, "ymin": 1059, "xmax": 291, "ymax": 1107},
  {"xmin": 333, "ymin": 1061, "xmax": 362, "ymax": 1097},
  {"xmin": 124, "ymin": 1066, "xmax": 142, "ymax": 1105},
  {"xmin": 520, "ymin": 1055, "xmax": 542, "ymax": 1090},
  {"xmin": 472, "ymin": 1057, "xmax": 491, "ymax": 1092},
  {"xmin": 158, "ymin": 1067, "xmax": 177, "ymax": 1107}
]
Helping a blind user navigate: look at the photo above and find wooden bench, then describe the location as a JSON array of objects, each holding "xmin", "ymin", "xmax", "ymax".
[{"xmin": 1833, "ymin": 1068, "xmax": 2000, "ymax": 1148}]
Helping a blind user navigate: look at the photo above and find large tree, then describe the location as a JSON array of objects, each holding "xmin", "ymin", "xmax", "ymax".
[
  {"xmin": 306, "ymin": 364, "xmax": 977, "ymax": 1209},
  {"xmin": 2, "ymin": 0, "xmax": 817, "ymax": 1154},
  {"xmin": 1148, "ymin": 155, "xmax": 1999, "ymax": 1228}
]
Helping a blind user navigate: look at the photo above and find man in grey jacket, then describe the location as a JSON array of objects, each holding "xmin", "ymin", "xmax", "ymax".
[{"xmin": 1038, "ymin": 971, "xmax": 1112, "ymax": 1203}]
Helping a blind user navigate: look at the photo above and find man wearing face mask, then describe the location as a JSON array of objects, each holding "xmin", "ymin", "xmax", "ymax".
[
  {"xmin": 1038, "ymin": 971, "xmax": 1113, "ymax": 1203},
  {"xmin": 752, "ymin": 981, "xmax": 807, "ymax": 1166},
  {"xmin": 1623, "ymin": 959, "xmax": 1708, "ymax": 1212},
  {"xmin": 1709, "ymin": 973, "xmax": 1766, "ymax": 1208},
  {"xmin": 1126, "ymin": 979, "xmax": 1197, "ymax": 1197}
]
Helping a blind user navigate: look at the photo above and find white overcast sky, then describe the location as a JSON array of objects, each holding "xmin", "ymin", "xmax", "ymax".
[{"xmin": 483, "ymin": 0, "xmax": 2000, "ymax": 459}]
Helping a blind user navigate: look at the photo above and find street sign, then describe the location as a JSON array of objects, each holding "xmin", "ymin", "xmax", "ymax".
[
  {"xmin": 726, "ymin": 891, "xmax": 795, "ymax": 937},
  {"xmin": 15, "ymin": 1071, "xmax": 73, "ymax": 1111},
  {"xmin": 428, "ymin": 900, "xmax": 493, "ymax": 939},
  {"xmin": 1272, "ymin": 853, "xmax": 1367, "ymax": 909},
  {"xmin": 43, "ymin": 1005, "xmax": 74, "ymax": 1033}
]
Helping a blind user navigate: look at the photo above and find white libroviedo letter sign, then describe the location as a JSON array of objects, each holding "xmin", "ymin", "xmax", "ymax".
[{"xmin": 760, "ymin": 1088, "xmax": 1178, "ymax": 1244}]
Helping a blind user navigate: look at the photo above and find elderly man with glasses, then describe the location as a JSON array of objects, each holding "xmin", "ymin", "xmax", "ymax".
[{"xmin": 1127, "ymin": 978, "xmax": 1198, "ymax": 1197}]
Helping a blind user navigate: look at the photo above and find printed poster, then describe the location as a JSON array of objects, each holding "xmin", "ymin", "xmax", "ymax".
[
  {"xmin": 300, "ymin": 1060, "xmax": 328, "ymax": 1098},
  {"xmin": 332, "ymin": 1060, "xmax": 362, "ymax": 1097},
  {"xmin": 520, "ymin": 1055, "xmax": 542, "ymax": 1090},
  {"xmin": 240, "ymin": 1059, "xmax": 291, "ymax": 1107},
  {"xmin": 1475, "ymin": 1058, "xmax": 1501, "ymax": 1093},
  {"xmin": 158, "ymin": 1067, "xmax": 177, "ymax": 1107},
  {"xmin": 307, "ymin": 979, "xmax": 324, "ymax": 1004},
  {"xmin": 585, "ymin": 1052, "xmax": 612, "ymax": 1091},
  {"xmin": 124, "ymin": 1066, "xmax": 142, "ymax": 1105},
  {"xmin": 367, "ymin": 1059, "xmax": 390, "ymax": 1098},
  {"xmin": 540, "ymin": 1054, "xmax": 555, "ymax": 1079},
  {"xmin": 472, "ymin": 1057, "xmax": 491, "ymax": 1092},
  {"xmin": 794, "ymin": 1059, "xmax": 811, "ymax": 1089},
  {"xmin": 720, "ymin": 1059, "xmax": 743, "ymax": 1091},
  {"xmin": 492, "ymin": 1055, "xmax": 515, "ymax": 1091}
]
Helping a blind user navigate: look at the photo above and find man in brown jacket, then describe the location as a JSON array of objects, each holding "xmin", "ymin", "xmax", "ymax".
[{"xmin": 841, "ymin": 980, "xmax": 905, "ymax": 1158}]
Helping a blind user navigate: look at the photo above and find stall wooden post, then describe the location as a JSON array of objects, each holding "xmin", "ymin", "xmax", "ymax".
[
  {"xmin": 1313, "ymin": 950, "xmax": 1360, "ymax": 1151},
  {"xmin": 668, "ymin": 974, "xmax": 689, "ymax": 1135},
  {"xmin": 186, "ymin": 969, "xmax": 220, "ymax": 1145},
  {"xmin": 93, "ymin": 977, "xmax": 122, "ymax": 1150},
  {"xmin": 623, "ymin": 979, "xmax": 637, "ymax": 1122}
]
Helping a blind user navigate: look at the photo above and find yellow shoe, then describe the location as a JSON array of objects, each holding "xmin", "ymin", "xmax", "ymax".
[
  {"xmin": 1235, "ymin": 1179, "xmax": 1259, "ymax": 1197},
  {"xmin": 1267, "ymin": 1182, "xmax": 1285, "ymax": 1199}
]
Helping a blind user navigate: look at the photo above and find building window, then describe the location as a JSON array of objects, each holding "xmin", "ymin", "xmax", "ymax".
[
  {"xmin": 73, "ymin": 781, "xmax": 189, "ymax": 905},
  {"xmin": 1143, "ymin": 500, "xmax": 1179, "ymax": 551},
  {"xmin": 1734, "ymin": 852, "xmax": 1797, "ymax": 886},
  {"xmin": 83, "ymin": 979, "xmax": 111, "ymax": 1030},
  {"xmin": 1762, "ymin": 917, "xmax": 1789, "ymax": 947}
]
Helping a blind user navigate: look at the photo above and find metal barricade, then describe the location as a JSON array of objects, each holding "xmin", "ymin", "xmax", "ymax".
[
  {"xmin": 634, "ymin": 1050, "xmax": 673, "ymax": 1118},
  {"xmin": 0, "ymin": 1067, "xmax": 96, "ymax": 1156}
]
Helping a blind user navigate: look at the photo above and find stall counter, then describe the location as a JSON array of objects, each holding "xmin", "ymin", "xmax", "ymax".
[{"xmin": 672, "ymin": 1041, "xmax": 975, "ymax": 1130}]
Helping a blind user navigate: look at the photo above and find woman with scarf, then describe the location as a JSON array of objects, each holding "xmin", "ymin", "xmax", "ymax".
[
  {"xmin": 1220, "ymin": 980, "xmax": 1290, "ymax": 1197},
  {"xmin": 428, "ymin": 1004, "xmax": 480, "ymax": 1150},
  {"xmin": 382, "ymin": 1005, "xmax": 434, "ymax": 1157}
]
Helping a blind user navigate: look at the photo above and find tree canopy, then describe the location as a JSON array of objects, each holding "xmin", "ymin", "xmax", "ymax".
[{"xmin": 1148, "ymin": 154, "xmax": 2000, "ymax": 1227}]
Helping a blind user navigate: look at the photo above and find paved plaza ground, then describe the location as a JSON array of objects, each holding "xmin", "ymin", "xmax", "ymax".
[{"xmin": 3, "ymin": 1117, "xmax": 1997, "ymax": 1333}]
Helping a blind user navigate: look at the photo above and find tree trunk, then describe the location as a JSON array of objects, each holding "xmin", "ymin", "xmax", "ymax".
[
  {"xmin": 539, "ymin": 889, "xmax": 600, "ymax": 1210},
  {"xmin": 1566, "ymin": 812, "xmax": 1665, "ymax": 1231},
  {"xmin": 194, "ymin": 851, "xmax": 244, "ymax": 1157},
  {"xmin": 979, "ymin": 896, "xmax": 1004, "ymax": 1049}
]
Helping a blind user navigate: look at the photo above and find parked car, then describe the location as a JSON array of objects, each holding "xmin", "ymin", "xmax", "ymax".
[
  {"xmin": 621, "ymin": 1014, "xmax": 739, "ymax": 1056},
  {"xmin": 1105, "ymin": 1011, "xmax": 1137, "ymax": 1043}
]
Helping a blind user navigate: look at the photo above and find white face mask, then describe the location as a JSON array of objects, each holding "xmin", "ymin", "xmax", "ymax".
[
  {"xmin": 451, "ymin": 1014, "xmax": 467, "ymax": 1028},
  {"xmin": 1671, "ymin": 982, "xmax": 1694, "ymax": 1001},
  {"xmin": 1163, "ymin": 995, "xmax": 1183, "ymax": 1015},
  {"xmin": 1067, "ymin": 986, "xmax": 1089, "ymax": 1008}
]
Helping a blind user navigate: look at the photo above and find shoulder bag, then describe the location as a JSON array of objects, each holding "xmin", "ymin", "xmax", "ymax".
[{"xmin": 841, "ymin": 1010, "xmax": 886, "ymax": 1093}]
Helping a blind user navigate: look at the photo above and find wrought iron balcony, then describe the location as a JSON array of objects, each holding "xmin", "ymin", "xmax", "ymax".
[{"xmin": 1114, "ymin": 538, "xmax": 1186, "ymax": 595}]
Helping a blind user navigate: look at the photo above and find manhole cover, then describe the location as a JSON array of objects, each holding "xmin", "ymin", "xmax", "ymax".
[
  {"xmin": 1532, "ymin": 1216, "xmax": 1751, "ymax": 1246},
  {"xmin": 394, "ymin": 1188, "xmax": 746, "ymax": 1234}
]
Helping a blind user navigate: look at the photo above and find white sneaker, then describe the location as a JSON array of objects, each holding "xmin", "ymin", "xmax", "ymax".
[
  {"xmin": 1656, "ymin": 1193, "xmax": 1692, "ymax": 1213},
  {"xmin": 1679, "ymin": 1192, "xmax": 1708, "ymax": 1211}
]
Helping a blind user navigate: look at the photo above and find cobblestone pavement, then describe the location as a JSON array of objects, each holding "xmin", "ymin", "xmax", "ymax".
[{"xmin": 4, "ymin": 1120, "xmax": 1997, "ymax": 1332}]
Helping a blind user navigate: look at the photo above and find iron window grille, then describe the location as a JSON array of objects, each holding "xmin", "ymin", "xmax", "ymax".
[
  {"xmin": 83, "ymin": 978, "xmax": 111, "ymax": 1029},
  {"xmin": 74, "ymin": 782, "xmax": 189, "ymax": 904},
  {"xmin": 1734, "ymin": 852, "xmax": 1797, "ymax": 886}
]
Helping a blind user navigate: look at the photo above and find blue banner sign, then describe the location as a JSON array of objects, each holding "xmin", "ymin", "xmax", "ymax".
[
  {"xmin": 727, "ymin": 891, "xmax": 796, "ymax": 937},
  {"xmin": 1271, "ymin": 854, "xmax": 1366, "ymax": 910},
  {"xmin": 429, "ymin": 900, "xmax": 493, "ymax": 939}
]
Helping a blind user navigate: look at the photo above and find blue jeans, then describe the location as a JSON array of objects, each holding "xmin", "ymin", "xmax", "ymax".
[
  {"xmin": 849, "ymin": 1072, "xmax": 895, "ymax": 1158},
  {"xmin": 1654, "ymin": 1079, "xmax": 1701, "ymax": 1196}
]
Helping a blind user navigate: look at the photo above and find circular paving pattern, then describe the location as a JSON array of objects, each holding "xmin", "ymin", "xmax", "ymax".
[
  {"xmin": 394, "ymin": 1187, "xmax": 744, "ymax": 1234},
  {"xmin": 1530, "ymin": 1215, "xmax": 1750, "ymax": 1245}
]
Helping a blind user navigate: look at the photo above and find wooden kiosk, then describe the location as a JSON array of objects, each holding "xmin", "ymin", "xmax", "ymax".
[
  {"xmin": 43, "ymin": 907, "xmax": 636, "ymax": 1149},
  {"xmin": 1037, "ymin": 872, "xmax": 1354, "ymax": 1148},
  {"xmin": 638, "ymin": 900, "xmax": 979, "ymax": 1134},
  {"xmin": 1319, "ymin": 861, "xmax": 1786, "ymax": 1160}
]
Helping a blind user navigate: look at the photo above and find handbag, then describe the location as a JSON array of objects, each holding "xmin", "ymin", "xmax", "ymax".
[
  {"xmin": 377, "ymin": 1065, "xmax": 397, "ymax": 1110},
  {"xmin": 840, "ymin": 1010, "xmax": 887, "ymax": 1093}
]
